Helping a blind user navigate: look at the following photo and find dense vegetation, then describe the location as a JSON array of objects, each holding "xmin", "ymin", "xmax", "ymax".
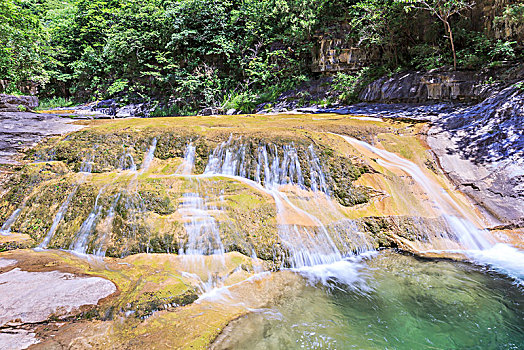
[{"xmin": 1, "ymin": 0, "xmax": 522, "ymax": 113}]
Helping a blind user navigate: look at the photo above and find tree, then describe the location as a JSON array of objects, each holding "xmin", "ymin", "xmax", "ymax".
[
  {"xmin": 0, "ymin": 0, "xmax": 48, "ymax": 90},
  {"xmin": 397, "ymin": 0, "xmax": 475, "ymax": 70}
]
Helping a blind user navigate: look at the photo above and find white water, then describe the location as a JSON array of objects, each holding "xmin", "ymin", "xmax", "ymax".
[
  {"xmin": 71, "ymin": 188, "xmax": 106, "ymax": 254},
  {"xmin": 335, "ymin": 133, "xmax": 524, "ymax": 282},
  {"xmin": 94, "ymin": 192, "xmax": 121, "ymax": 257},
  {"xmin": 201, "ymin": 137, "xmax": 374, "ymax": 278},
  {"xmin": 0, "ymin": 209, "xmax": 22, "ymax": 236},
  {"xmin": 38, "ymin": 157, "xmax": 93, "ymax": 249},
  {"xmin": 139, "ymin": 138, "xmax": 157, "ymax": 175},
  {"xmin": 175, "ymin": 143, "xmax": 227, "ymax": 291}
]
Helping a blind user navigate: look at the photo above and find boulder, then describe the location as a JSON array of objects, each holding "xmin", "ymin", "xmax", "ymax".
[
  {"xmin": 199, "ymin": 107, "xmax": 222, "ymax": 116},
  {"xmin": 116, "ymin": 103, "xmax": 149, "ymax": 118},
  {"xmin": 0, "ymin": 94, "xmax": 39, "ymax": 112}
]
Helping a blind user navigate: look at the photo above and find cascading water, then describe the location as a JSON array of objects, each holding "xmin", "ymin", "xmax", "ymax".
[
  {"xmin": 177, "ymin": 143, "xmax": 225, "ymax": 258},
  {"xmin": 69, "ymin": 139, "xmax": 157, "ymax": 256},
  {"xmin": 71, "ymin": 187, "xmax": 106, "ymax": 255},
  {"xmin": 38, "ymin": 156, "xmax": 93, "ymax": 249},
  {"xmin": 201, "ymin": 137, "xmax": 374, "ymax": 283},
  {"xmin": 174, "ymin": 142, "xmax": 228, "ymax": 292},
  {"xmin": 0, "ymin": 208, "xmax": 22, "ymax": 236},
  {"xmin": 335, "ymin": 133, "xmax": 524, "ymax": 281}
]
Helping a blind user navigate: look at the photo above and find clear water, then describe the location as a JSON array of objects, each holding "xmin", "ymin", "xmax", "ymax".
[{"xmin": 215, "ymin": 252, "xmax": 524, "ymax": 350}]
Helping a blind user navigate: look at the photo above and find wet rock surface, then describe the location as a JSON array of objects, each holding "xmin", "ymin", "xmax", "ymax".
[
  {"xmin": 285, "ymin": 80, "xmax": 524, "ymax": 227},
  {"xmin": 0, "ymin": 111, "xmax": 84, "ymax": 165}
]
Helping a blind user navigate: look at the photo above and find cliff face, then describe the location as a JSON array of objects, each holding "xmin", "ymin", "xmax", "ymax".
[{"xmin": 311, "ymin": 38, "xmax": 378, "ymax": 73}]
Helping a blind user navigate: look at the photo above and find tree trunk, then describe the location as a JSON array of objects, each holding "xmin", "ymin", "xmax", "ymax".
[{"xmin": 444, "ymin": 19, "xmax": 457, "ymax": 70}]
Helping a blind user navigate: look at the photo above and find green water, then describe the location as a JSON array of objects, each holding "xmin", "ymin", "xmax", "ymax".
[{"xmin": 215, "ymin": 252, "xmax": 524, "ymax": 349}]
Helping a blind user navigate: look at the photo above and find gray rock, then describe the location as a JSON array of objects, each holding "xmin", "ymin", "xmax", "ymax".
[
  {"xmin": 0, "ymin": 94, "xmax": 38, "ymax": 112},
  {"xmin": 359, "ymin": 70, "xmax": 505, "ymax": 103},
  {"xmin": 0, "ymin": 268, "xmax": 116, "ymax": 326},
  {"xmin": 199, "ymin": 107, "xmax": 222, "ymax": 116},
  {"xmin": 0, "ymin": 329, "xmax": 40, "ymax": 350},
  {"xmin": 427, "ymin": 83, "xmax": 524, "ymax": 226},
  {"xmin": 0, "ymin": 111, "xmax": 84, "ymax": 165},
  {"xmin": 226, "ymin": 108, "xmax": 237, "ymax": 115},
  {"xmin": 116, "ymin": 103, "xmax": 149, "ymax": 118}
]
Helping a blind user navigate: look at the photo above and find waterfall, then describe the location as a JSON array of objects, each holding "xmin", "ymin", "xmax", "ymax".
[
  {"xmin": 178, "ymin": 190, "xmax": 225, "ymax": 257},
  {"xmin": 139, "ymin": 138, "xmax": 157, "ymax": 175},
  {"xmin": 119, "ymin": 147, "xmax": 137, "ymax": 171},
  {"xmin": 94, "ymin": 193, "xmax": 121, "ymax": 257},
  {"xmin": 202, "ymin": 137, "xmax": 373, "ymax": 270},
  {"xmin": 70, "ymin": 187, "xmax": 106, "ymax": 254},
  {"xmin": 176, "ymin": 142, "xmax": 196, "ymax": 175},
  {"xmin": 334, "ymin": 133, "xmax": 524, "ymax": 281}
]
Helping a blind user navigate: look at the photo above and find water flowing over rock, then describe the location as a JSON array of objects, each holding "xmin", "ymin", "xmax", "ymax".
[
  {"xmin": 200, "ymin": 137, "xmax": 376, "ymax": 268},
  {"xmin": 0, "ymin": 111, "xmax": 522, "ymax": 349}
]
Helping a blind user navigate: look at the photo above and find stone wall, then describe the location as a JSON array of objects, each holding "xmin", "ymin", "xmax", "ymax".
[{"xmin": 475, "ymin": 0, "xmax": 523, "ymax": 42}]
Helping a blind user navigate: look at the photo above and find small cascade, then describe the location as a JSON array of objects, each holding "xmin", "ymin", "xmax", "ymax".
[
  {"xmin": 139, "ymin": 138, "xmax": 157, "ymax": 175},
  {"xmin": 177, "ymin": 143, "xmax": 225, "ymax": 258},
  {"xmin": 335, "ymin": 134, "xmax": 491, "ymax": 250},
  {"xmin": 71, "ymin": 188, "xmax": 105, "ymax": 254},
  {"xmin": 175, "ymin": 142, "xmax": 227, "ymax": 291},
  {"xmin": 119, "ymin": 145, "xmax": 137, "ymax": 171},
  {"xmin": 178, "ymin": 189, "xmax": 225, "ymax": 257},
  {"xmin": 39, "ymin": 156, "xmax": 94, "ymax": 248},
  {"xmin": 308, "ymin": 145, "xmax": 329, "ymax": 194},
  {"xmin": 335, "ymin": 133, "xmax": 524, "ymax": 281},
  {"xmin": 0, "ymin": 208, "xmax": 22, "ymax": 236},
  {"xmin": 176, "ymin": 142, "xmax": 196, "ymax": 175},
  {"xmin": 94, "ymin": 193, "xmax": 121, "ymax": 256}
]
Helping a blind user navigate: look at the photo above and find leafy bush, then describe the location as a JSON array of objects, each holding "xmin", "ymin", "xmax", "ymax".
[
  {"xmin": 408, "ymin": 44, "xmax": 447, "ymax": 70},
  {"xmin": 37, "ymin": 97, "xmax": 75, "ymax": 110},
  {"xmin": 223, "ymin": 91, "xmax": 259, "ymax": 114}
]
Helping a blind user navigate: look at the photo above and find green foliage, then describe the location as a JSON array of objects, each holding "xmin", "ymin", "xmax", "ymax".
[
  {"xmin": 333, "ymin": 66, "xmax": 388, "ymax": 103},
  {"xmin": 0, "ymin": 0, "xmax": 49, "ymax": 85},
  {"xmin": 150, "ymin": 103, "xmax": 197, "ymax": 117},
  {"xmin": 409, "ymin": 44, "xmax": 448, "ymax": 70},
  {"xmin": 495, "ymin": 4, "xmax": 524, "ymax": 28},
  {"xmin": 37, "ymin": 96, "xmax": 75, "ymax": 110},
  {"xmin": 1, "ymin": 0, "xmax": 521, "ymax": 108},
  {"xmin": 223, "ymin": 91, "xmax": 259, "ymax": 114}
]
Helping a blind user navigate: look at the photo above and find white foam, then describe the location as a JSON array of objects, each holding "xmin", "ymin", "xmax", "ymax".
[
  {"xmin": 467, "ymin": 243, "xmax": 524, "ymax": 283},
  {"xmin": 292, "ymin": 252, "xmax": 376, "ymax": 290}
]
